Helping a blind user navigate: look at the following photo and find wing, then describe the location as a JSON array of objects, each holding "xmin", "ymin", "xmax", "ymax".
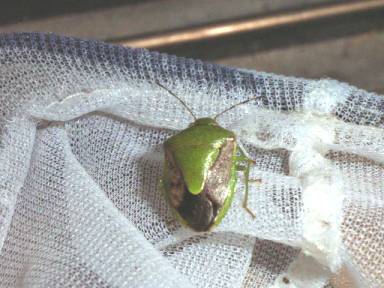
[{"xmin": 164, "ymin": 138, "xmax": 236, "ymax": 231}]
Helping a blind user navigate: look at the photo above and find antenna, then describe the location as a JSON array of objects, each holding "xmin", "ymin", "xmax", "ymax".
[
  {"xmin": 214, "ymin": 95, "xmax": 262, "ymax": 120},
  {"xmin": 155, "ymin": 81, "xmax": 197, "ymax": 121}
]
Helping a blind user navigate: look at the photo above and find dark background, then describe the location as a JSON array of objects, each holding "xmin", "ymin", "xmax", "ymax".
[{"xmin": 1, "ymin": 0, "xmax": 383, "ymax": 93}]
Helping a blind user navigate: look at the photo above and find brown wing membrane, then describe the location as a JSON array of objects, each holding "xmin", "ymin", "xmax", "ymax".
[
  {"xmin": 164, "ymin": 149, "xmax": 184, "ymax": 209},
  {"xmin": 204, "ymin": 139, "xmax": 234, "ymax": 207},
  {"xmin": 165, "ymin": 139, "xmax": 235, "ymax": 231}
]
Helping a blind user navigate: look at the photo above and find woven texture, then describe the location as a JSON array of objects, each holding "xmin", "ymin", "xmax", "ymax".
[{"xmin": 0, "ymin": 33, "xmax": 383, "ymax": 288}]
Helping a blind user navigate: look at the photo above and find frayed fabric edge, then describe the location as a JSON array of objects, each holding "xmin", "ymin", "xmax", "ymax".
[{"xmin": 289, "ymin": 133, "xmax": 344, "ymax": 272}]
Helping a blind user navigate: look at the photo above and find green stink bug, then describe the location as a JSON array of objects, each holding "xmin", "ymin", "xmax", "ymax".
[{"xmin": 158, "ymin": 82, "xmax": 260, "ymax": 232}]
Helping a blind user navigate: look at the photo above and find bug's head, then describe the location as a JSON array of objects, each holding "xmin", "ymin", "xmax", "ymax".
[{"xmin": 189, "ymin": 118, "xmax": 218, "ymax": 127}]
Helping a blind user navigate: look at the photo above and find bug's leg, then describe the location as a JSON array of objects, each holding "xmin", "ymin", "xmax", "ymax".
[
  {"xmin": 235, "ymin": 145, "xmax": 262, "ymax": 183},
  {"xmin": 243, "ymin": 159, "xmax": 256, "ymax": 219},
  {"xmin": 249, "ymin": 179, "xmax": 262, "ymax": 184},
  {"xmin": 236, "ymin": 166, "xmax": 261, "ymax": 182},
  {"xmin": 236, "ymin": 146, "xmax": 256, "ymax": 219}
]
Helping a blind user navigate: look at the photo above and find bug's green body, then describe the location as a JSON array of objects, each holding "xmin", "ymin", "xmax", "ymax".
[
  {"xmin": 162, "ymin": 117, "xmax": 253, "ymax": 231},
  {"xmin": 165, "ymin": 118, "xmax": 235, "ymax": 195}
]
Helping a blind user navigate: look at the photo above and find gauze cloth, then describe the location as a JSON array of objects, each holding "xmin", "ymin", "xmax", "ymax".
[{"xmin": 0, "ymin": 33, "xmax": 383, "ymax": 288}]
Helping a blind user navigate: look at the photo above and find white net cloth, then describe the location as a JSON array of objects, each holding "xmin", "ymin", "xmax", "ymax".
[{"xmin": 0, "ymin": 33, "xmax": 383, "ymax": 288}]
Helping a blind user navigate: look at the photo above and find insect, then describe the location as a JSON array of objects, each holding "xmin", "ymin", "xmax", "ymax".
[{"xmin": 158, "ymin": 82, "xmax": 261, "ymax": 232}]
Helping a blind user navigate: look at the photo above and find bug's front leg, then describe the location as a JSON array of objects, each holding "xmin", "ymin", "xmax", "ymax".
[{"xmin": 235, "ymin": 146, "xmax": 261, "ymax": 219}]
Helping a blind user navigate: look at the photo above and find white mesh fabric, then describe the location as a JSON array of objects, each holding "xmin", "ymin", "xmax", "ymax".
[{"xmin": 0, "ymin": 32, "xmax": 383, "ymax": 287}]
